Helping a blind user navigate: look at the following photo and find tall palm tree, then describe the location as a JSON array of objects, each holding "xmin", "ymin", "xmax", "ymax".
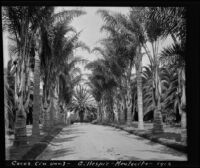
[
  {"xmin": 57, "ymin": 60, "xmax": 84, "ymax": 124},
  {"xmin": 135, "ymin": 47, "xmax": 145, "ymax": 129},
  {"xmin": 86, "ymin": 79, "xmax": 103, "ymax": 123},
  {"xmin": 5, "ymin": 60, "xmax": 16, "ymax": 131},
  {"xmin": 150, "ymin": 7, "xmax": 186, "ymax": 130},
  {"xmin": 3, "ymin": 6, "xmax": 51, "ymax": 146},
  {"xmin": 144, "ymin": 7, "xmax": 186, "ymax": 133},
  {"xmin": 116, "ymin": 7, "xmax": 166, "ymax": 132},
  {"xmin": 37, "ymin": 9, "xmax": 87, "ymax": 131},
  {"xmin": 97, "ymin": 9, "xmax": 144, "ymax": 128},
  {"xmin": 130, "ymin": 75, "xmax": 137, "ymax": 121},
  {"xmin": 32, "ymin": 32, "xmax": 42, "ymax": 137},
  {"xmin": 4, "ymin": 72, "xmax": 9, "ymax": 137},
  {"xmin": 3, "ymin": 7, "xmax": 87, "ymax": 144},
  {"xmin": 86, "ymin": 57, "xmax": 117, "ymax": 123}
]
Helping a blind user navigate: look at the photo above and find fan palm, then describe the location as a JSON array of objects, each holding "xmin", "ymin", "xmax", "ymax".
[
  {"xmin": 70, "ymin": 85, "xmax": 96, "ymax": 122},
  {"xmin": 160, "ymin": 43, "xmax": 186, "ymax": 129},
  {"xmin": 142, "ymin": 60, "xmax": 178, "ymax": 128}
]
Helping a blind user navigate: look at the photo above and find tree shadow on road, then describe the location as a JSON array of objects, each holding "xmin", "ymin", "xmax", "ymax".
[
  {"xmin": 137, "ymin": 147, "xmax": 186, "ymax": 158},
  {"xmin": 117, "ymin": 156, "xmax": 140, "ymax": 160},
  {"xmin": 53, "ymin": 136, "xmax": 79, "ymax": 143},
  {"xmin": 58, "ymin": 128, "xmax": 86, "ymax": 136},
  {"xmin": 123, "ymin": 135, "xmax": 186, "ymax": 158},
  {"xmin": 51, "ymin": 148, "xmax": 75, "ymax": 159}
]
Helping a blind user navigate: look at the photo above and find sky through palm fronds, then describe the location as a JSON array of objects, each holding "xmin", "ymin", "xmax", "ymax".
[{"xmin": 3, "ymin": 6, "xmax": 173, "ymax": 83}]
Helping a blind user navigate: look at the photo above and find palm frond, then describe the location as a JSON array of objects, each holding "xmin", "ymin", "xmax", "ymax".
[
  {"xmin": 74, "ymin": 41, "xmax": 90, "ymax": 53},
  {"xmin": 97, "ymin": 9, "xmax": 118, "ymax": 28},
  {"xmin": 160, "ymin": 43, "xmax": 185, "ymax": 67},
  {"xmin": 53, "ymin": 9, "xmax": 86, "ymax": 25}
]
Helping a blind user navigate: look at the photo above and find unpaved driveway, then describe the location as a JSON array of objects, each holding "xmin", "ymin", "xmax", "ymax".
[{"xmin": 36, "ymin": 123, "xmax": 187, "ymax": 160}]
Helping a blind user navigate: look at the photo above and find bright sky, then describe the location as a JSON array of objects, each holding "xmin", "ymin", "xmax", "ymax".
[
  {"xmin": 55, "ymin": 7, "xmax": 133, "ymax": 81},
  {"xmin": 3, "ymin": 7, "xmax": 173, "ymax": 78},
  {"xmin": 54, "ymin": 7, "xmax": 172, "ymax": 81}
]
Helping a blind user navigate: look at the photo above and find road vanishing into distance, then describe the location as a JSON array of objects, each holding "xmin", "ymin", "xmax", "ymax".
[{"xmin": 36, "ymin": 123, "xmax": 187, "ymax": 160}]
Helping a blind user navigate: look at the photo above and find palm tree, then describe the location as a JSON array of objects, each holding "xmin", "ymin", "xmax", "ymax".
[
  {"xmin": 135, "ymin": 47, "xmax": 145, "ymax": 129},
  {"xmin": 145, "ymin": 7, "xmax": 186, "ymax": 133},
  {"xmin": 119, "ymin": 7, "xmax": 181, "ymax": 132},
  {"xmin": 4, "ymin": 71, "xmax": 9, "ymax": 136},
  {"xmin": 4, "ymin": 71, "xmax": 11, "ymax": 159},
  {"xmin": 142, "ymin": 65, "xmax": 178, "ymax": 123},
  {"xmin": 3, "ymin": 6, "xmax": 50, "ymax": 146},
  {"xmin": 160, "ymin": 44, "xmax": 186, "ymax": 127},
  {"xmin": 6, "ymin": 60, "xmax": 16, "ymax": 131},
  {"xmin": 32, "ymin": 33, "xmax": 42, "ymax": 137},
  {"xmin": 130, "ymin": 75, "xmax": 137, "ymax": 121},
  {"xmin": 86, "ymin": 57, "xmax": 117, "ymax": 123},
  {"xmin": 70, "ymin": 85, "xmax": 96, "ymax": 122},
  {"xmin": 115, "ymin": 7, "xmax": 166, "ymax": 132},
  {"xmin": 150, "ymin": 7, "xmax": 186, "ymax": 130},
  {"xmin": 97, "ymin": 9, "xmax": 145, "ymax": 128},
  {"xmin": 86, "ymin": 79, "xmax": 103, "ymax": 123},
  {"xmin": 36, "ymin": 9, "xmax": 87, "ymax": 130},
  {"xmin": 3, "ymin": 7, "xmax": 87, "ymax": 144},
  {"xmin": 57, "ymin": 59, "xmax": 84, "ymax": 124}
]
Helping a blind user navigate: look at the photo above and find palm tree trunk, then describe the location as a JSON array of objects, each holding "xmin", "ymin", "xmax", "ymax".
[
  {"xmin": 178, "ymin": 67, "xmax": 186, "ymax": 129},
  {"xmin": 153, "ymin": 66, "xmax": 164, "ymax": 134},
  {"xmin": 126, "ymin": 81, "xmax": 132, "ymax": 126},
  {"xmin": 104, "ymin": 93, "xmax": 110, "ymax": 123},
  {"xmin": 32, "ymin": 51, "xmax": 40, "ymax": 137},
  {"xmin": 181, "ymin": 84, "xmax": 186, "ymax": 128},
  {"xmin": 115, "ymin": 88, "xmax": 121, "ymax": 124},
  {"xmin": 99, "ymin": 99, "xmax": 103, "ymax": 123},
  {"xmin": 14, "ymin": 59, "xmax": 27, "ymax": 146},
  {"xmin": 102, "ymin": 97, "xmax": 107, "ymax": 123},
  {"xmin": 109, "ymin": 90, "xmax": 114, "ymax": 122},
  {"xmin": 178, "ymin": 67, "xmax": 187, "ymax": 142},
  {"xmin": 54, "ymin": 84, "xmax": 59, "ymax": 124},
  {"xmin": 4, "ymin": 77, "xmax": 10, "ymax": 159},
  {"xmin": 113, "ymin": 95, "xmax": 119, "ymax": 123},
  {"xmin": 49, "ymin": 88, "xmax": 55, "ymax": 126},
  {"xmin": 119, "ymin": 92, "xmax": 126, "ymax": 124},
  {"xmin": 131, "ymin": 93, "xmax": 136, "ymax": 121},
  {"xmin": 116, "ymin": 97, "xmax": 121, "ymax": 124},
  {"xmin": 43, "ymin": 89, "xmax": 51, "ymax": 130},
  {"xmin": 97, "ymin": 101, "xmax": 101, "ymax": 122},
  {"xmin": 136, "ymin": 54, "xmax": 144, "ymax": 130}
]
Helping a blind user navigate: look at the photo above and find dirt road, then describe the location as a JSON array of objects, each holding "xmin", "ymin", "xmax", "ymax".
[{"xmin": 36, "ymin": 123, "xmax": 187, "ymax": 160}]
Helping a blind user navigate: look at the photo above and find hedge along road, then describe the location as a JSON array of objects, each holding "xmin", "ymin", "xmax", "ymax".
[{"xmin": 36, "ymin": 123, "xmax": 187, "ymax": 160}]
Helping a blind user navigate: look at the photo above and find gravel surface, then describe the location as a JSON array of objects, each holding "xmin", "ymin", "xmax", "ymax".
[{"xmin": 36, "ymin": 123, "xmax": 187, "ymax": 160}]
